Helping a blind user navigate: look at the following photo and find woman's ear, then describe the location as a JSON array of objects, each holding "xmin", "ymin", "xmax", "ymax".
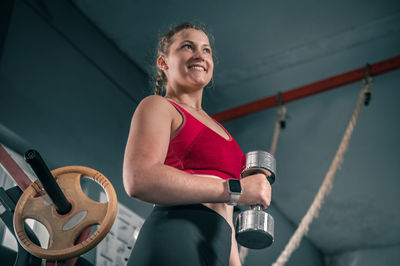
[{"xmin": 157, "ymin": 56, "xmax": 168, "ymax": 70}]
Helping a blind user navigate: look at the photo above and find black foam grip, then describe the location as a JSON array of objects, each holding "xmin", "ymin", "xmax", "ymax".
[{"xmin": 24, "ymin": 149, "xmax": 71, "ymax": 215}]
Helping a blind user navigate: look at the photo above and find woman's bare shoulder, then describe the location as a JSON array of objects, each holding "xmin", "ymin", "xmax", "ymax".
[
  {"xmin": 133, "ymin": 95, "xmax": 175, "ymax": 122},
  {"xmin": 135, "ymin": 95, "xmax": 172, "ymax": 112},
  {"xmin": 138, "ymin": 95, "xmax": 171, "ymax": 109}
]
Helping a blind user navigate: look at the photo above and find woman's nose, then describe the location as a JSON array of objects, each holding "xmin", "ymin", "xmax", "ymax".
[{"xmin": 193, "ymin": 48, "xmax": 206, "ymax": 60}]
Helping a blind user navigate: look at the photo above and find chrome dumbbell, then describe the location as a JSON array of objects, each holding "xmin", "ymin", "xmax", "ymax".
[{"xmin": 235, "ymin": 150, "xmax": 276, "ymax": 249}]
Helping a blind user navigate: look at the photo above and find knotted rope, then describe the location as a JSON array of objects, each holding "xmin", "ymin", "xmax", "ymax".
[
  {"xmin": 270, "ymin": 105, "xmax": 287, "ymax": 157},
  {"xmin": 272, "ymin": 79, "xmax": 372, "ymax": 266}
]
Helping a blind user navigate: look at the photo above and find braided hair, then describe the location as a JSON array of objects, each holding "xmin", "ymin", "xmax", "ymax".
[{"xmin": 153, "ymin": 22, "xmax": 213, "ymax": 95}]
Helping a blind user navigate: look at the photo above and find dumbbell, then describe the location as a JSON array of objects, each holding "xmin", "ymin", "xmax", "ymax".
[{"xmin": 235, "ymin": 150, "xmax": 276, "ymax": 249}]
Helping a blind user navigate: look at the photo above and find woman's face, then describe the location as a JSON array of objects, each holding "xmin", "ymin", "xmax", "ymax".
[{"xmin": 159, "ymin": 29, "xmax": 214, "ymax": 91}]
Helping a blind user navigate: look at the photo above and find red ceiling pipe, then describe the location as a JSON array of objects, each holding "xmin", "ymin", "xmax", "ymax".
[{"xmin": 211, "ymin": 55, "xmax": 400, "ymax": 123}]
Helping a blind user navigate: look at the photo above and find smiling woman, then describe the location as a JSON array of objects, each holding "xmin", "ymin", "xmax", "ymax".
[{"xmin": 123, "ymin": 22, "xmax": 272, "ymax": 266}]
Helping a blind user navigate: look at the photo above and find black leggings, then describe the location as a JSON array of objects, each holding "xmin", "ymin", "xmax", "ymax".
[{"xmin": 127, "ymin": 204, "xmax": 232, "ymax": 266}]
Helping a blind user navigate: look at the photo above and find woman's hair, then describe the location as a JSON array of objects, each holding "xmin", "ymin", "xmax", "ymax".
[{"xmin": 153, "ymin": 22, "xmax": 213, "ymax": 95}]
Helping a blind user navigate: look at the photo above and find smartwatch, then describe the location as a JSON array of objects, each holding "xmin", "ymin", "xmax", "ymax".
[{"xmin": 227, "ymin": 179, "xmax": 242, "ymax": 206}]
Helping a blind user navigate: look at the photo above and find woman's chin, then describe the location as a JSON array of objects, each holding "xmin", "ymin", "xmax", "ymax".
[{"xmin": 189, "ymin": 78, "xmax": 212, "ymax": 89}]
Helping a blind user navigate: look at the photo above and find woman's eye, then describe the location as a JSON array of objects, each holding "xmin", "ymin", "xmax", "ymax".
[
  {"xmin": 183, "ymin": 44, "xmax": 192, "ymax": 50},
  {"xmin": 204, "ymin": 48, "xmax": 211, "ymax": 54}
]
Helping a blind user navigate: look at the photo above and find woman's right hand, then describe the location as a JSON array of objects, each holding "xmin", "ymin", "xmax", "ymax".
[{"xmin": 237, "ymin": 173, "xmax": 272, "ymax": 209}]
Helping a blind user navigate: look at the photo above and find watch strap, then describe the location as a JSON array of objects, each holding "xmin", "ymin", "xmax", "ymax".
[{"xmin": 227, "ymin": 193, "xmax": 240, "ymax": 206}]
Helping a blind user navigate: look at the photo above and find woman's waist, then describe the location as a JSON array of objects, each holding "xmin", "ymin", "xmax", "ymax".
[
  {"xmin": 152, "ymin": 203, "xmax": 232, "ymax": 235},
  {"xmin": 192, "ymin": 173, "xmax": 234, "ymax": 225},
  {"xmin": 202, "ymin": 202, "xmax": 233, "ymax": 224},
  {"xmin": 153, "ymin": 173, "xmax": 234, "ymax": 228},
  {"xmin": 154, "ymin": 202, "xmax": 231, "ymax": 223}
]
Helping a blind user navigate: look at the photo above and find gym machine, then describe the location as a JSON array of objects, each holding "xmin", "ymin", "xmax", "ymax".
[{"xmin": 0, "ymin": 146, "xmax": 117, "ymax": 265}]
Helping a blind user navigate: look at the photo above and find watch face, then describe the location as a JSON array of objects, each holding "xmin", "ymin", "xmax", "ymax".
[{"xmin": 228, "ymin": 179, "xmax": 242, "ymax": 193}]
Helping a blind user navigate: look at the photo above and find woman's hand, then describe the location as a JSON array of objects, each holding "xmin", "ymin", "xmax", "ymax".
[{"xmin": 237, "ymin": 173, "xmax": 272, "ymax": 209}]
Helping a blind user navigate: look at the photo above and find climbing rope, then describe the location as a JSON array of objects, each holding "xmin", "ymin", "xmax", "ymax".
[
  {"xmin": 272, "ymin": 76, "xmax": 373, "ymax": 266},
  {"xmin": 270, "ymin": 104, "xmax": 287, "ymax": 157}
]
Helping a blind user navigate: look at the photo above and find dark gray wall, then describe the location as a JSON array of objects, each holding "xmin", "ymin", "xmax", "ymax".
[{"xmin": 0, "ymin": 0, "xmax": 151, "ymax": 216}]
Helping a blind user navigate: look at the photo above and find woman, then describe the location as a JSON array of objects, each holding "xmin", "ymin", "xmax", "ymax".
[{"xmin": 123, "ymin": 22, "xmax": 272, "ymax": 266}]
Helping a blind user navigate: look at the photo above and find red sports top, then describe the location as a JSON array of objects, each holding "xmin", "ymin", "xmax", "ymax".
[{"xmin": 164, "ymin": 100, "xmax": 245, "ymax": 180}]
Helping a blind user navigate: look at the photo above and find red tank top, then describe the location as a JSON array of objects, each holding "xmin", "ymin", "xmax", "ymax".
[{"xmin": 164, "ymin": 100, "xmax": 245, "ymax": 180}]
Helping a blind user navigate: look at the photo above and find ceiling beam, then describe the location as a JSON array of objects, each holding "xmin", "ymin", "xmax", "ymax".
[{"xmin": 212, "ymin": 55, "xmax": 400, "ymax": 122}]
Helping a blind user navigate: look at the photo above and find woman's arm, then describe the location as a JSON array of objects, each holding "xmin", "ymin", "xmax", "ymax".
[{"xmin": 123, "ymin": 95, "xmax": 230, "ymax": 205}]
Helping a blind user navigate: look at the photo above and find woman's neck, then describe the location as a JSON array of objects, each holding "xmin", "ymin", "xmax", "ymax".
[{"xmin": 165, "ymin": 89, "xmax": 203, "ymax": 111}]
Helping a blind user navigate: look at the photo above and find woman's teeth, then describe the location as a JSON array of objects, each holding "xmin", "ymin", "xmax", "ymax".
[{"xmin": 189, "ymin": 66, "xmax": 204, "ymax": 71}]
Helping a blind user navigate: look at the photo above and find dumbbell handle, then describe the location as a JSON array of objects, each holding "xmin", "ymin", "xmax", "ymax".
[
  {"xmin": 243, "ymin": 168, "xmax": 274, "ymax": 184},
  {"xmin": 25, "ymin": 149, "xmax": 72, "ymax": 215},
  {"xmin": 251, "ymin": 205, "xmax": 264, "ymax": 211},
  {"xmin": 243, "ymin": 169, "xmax": 273, "ymax": 211}
]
